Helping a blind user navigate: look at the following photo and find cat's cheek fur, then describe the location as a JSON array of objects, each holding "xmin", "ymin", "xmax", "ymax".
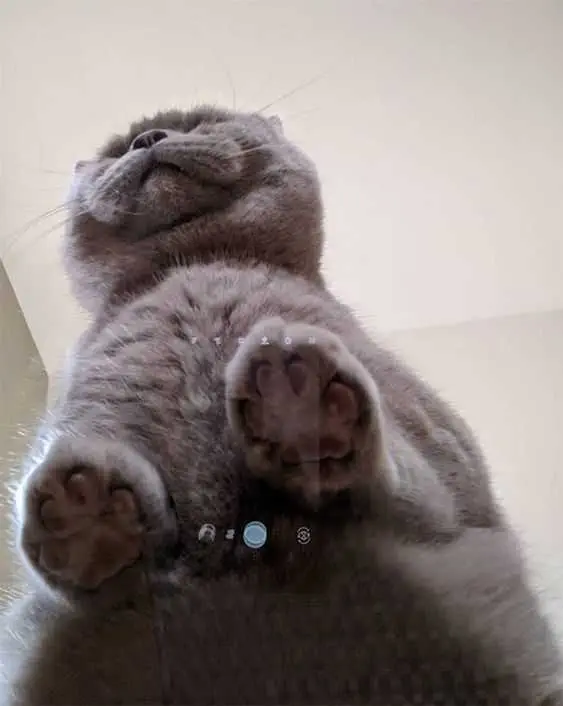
[{"xmin": 16, "ymin": 435, "xmax": 177, "ymax": 597}]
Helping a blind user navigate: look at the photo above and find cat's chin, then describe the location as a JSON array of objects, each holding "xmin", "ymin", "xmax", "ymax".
[
  {"xmin": 138, "ymin": 163, "xmax": 184, "ymax": 188},
  {"xmin": 137, "ymin": 166, "xmax": 197, "ymax": 212},
  {"xmin": 131, "ymin": 167, "xmax": 229, "ymax": 233},
  {"xmin": 83, "ymin": 177, "xmax": 227, "ymax": 240},
  {"xmin": 131, "ymin": 216, "xmax": 196, "ymax": 243}
]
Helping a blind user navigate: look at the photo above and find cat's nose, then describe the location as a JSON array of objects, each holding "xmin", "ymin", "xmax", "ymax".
[{"xmin": 129, "ymin": 129, "xmax": 170, "ymax": 151}]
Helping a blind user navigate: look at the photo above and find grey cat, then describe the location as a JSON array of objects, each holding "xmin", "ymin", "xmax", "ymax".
[{"xmin": 1, "ymin": 107, "xmax": 562, "ymax": 705}]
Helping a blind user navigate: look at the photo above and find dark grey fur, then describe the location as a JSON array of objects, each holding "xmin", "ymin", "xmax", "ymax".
[{"xmin": 1, "ymin": 107, "xmax": 561, "ymax": 705}]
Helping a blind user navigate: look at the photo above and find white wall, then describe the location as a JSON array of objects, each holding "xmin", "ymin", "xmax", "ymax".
[{"xmin": 1, "ymin": 0, "xmax": 562, "ymax": 378}]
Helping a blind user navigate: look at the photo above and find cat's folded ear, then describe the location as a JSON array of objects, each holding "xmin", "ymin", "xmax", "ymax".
[{"xmin": 267, "ymin": 115, "xmax": 284, "ymax": 134}]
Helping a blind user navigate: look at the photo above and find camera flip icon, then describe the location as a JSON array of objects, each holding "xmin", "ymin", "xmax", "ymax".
[{"xmin": 296, "ymin": 526, "xmax": 311, "ymax": 545}]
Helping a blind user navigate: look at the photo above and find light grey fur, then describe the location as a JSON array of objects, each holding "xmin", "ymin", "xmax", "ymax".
[{"xmin": 1, "ymin": 106, "xmax": 562, "ymax": 705}]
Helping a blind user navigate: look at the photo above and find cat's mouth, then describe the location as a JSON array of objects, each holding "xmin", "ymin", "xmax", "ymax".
[
  {"xmin": 121, "ymin": 156, "xmax": 234, "ymax": 239},
  {"xmin": 83, "ymin": 146, "xmax": 235, "ymax": 233},
  {"xmin": 136, "ymin": 156, "xmax": 212, "ymax": 202}
]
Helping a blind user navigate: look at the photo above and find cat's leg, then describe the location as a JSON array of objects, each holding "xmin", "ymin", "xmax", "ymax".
[
  {"xmin": 16, "ymin": 433, "xmax": 177, "ymax": 594},
  {"xmin": 226, "ymin": 318, "xmax": 461, "ymax": 536},
  {"xmin": 225, "ymin": 317, "xmax": 399, "ymax": 506}
]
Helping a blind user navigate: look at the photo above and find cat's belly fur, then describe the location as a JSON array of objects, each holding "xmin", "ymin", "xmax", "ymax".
[
  {"xmin": 2, "ymin": 263, "xmax": 561, "ymax": 705},
  {"xmin": 2, "ymin": 529, "xmax": 561, "ymax": 705}
]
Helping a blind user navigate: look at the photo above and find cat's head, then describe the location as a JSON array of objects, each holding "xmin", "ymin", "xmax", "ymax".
[{"xmin": 65, "ymin": 106, "xmax": 324, "ymax": 314}]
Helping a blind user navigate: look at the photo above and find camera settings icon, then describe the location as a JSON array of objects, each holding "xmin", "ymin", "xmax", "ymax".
[{"xmin": 296, "ymin": 526, "xmax": 311, "ymax": 545}]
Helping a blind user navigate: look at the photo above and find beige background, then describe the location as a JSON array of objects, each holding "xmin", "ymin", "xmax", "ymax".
[
  {"xmin": 1, "ymin": 0, "xmax": 562, "ymax": 377},
  {"xmin": 390, "ymin": 312, "xmax": 563, "ymax": 644},
  {"xmin": 0, "ymin": 0, "xmax": 561, "ymax": 635},
  {"xmin": 0, "ymin": 262, "xmax": 47, "ymax": 604}
]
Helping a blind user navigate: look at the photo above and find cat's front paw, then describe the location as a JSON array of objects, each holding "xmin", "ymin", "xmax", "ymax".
[
  {"xmin": 17, "ymin": 436, "xmax": 177, "ymax": 591},
  {"xmin": 226, "ymin": 318, "xmax": 397, "ymax": 505},
  {"xmin": 22, "ymin": 472, "xmax": 141, "ymax": 590}
]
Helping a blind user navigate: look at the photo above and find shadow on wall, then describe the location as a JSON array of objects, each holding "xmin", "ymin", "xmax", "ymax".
[{"xmin": 0, "ymin": 261, "xmax": 48, "ymax": 605}]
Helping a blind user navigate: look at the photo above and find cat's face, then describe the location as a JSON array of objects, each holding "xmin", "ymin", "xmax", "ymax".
[
  {"xmin": 72, "ymin": 108, "xmax": 285, "ymax": 238},
  {"xmin": 65, "ymin": 107, "xmax": 324, "ymax": 313}
]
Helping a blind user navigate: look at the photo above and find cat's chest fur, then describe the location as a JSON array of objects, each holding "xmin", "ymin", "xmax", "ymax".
[
  {"xmin": 59, "ymin": 264, "xmax": 358, "ymax": 568},
  {"xmin": 4, "ymin": 526, "xmax": 557, "ymax": 706},
  {"xmin": 66, "ymin": 262, "xmax": 361, "ymax": 520},
  {"xmin": 148, "ymin": 547, "xmax": 496, "ymax": 705},
  {"xmin": 5, "ymin": 269, "xmax": 559, "ymax": 706},
  {"xmin": 45, "ymin": 264, "xmax": 551, "ymax": 705}
]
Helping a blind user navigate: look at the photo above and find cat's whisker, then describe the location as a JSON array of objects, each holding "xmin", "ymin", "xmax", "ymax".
[
  {"xmin": 221, "ymin": 63, "xmax": 238, "ymax": 111},
  {"xmin": 30, "ymin": 185, "xmax": 74, "ymax": 192},
  {"xmin": 228, "ymin": 143, "xmax": 287, "ymax": 159},
  {"xmin": 0, "ymin": 203, "xmax": 72, "ymax": 258},
  {"xmin": 252, "ymin": 70, "xmax": 275, "ymax": 110},
  {"xmin": 86, "ymin": 197, "xmax": 139, "ymax": 218},
  {"xmin": 256, "ymin": 72, "xmax": 328, "ymax": 114},
  {"xmin": 233, "ymin": 145, "xmax": 273, "ymax": 157},
  {"xmin": 279, "ymin": 105, "xmax": 323, "ymax": 123},
  {"xmin": 13, "ymin": 164, "xmax": 71, "ymax": 177},
  {"xmin": 2, "ymin": 212, "xmax": 80, "ymax": 262}
]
